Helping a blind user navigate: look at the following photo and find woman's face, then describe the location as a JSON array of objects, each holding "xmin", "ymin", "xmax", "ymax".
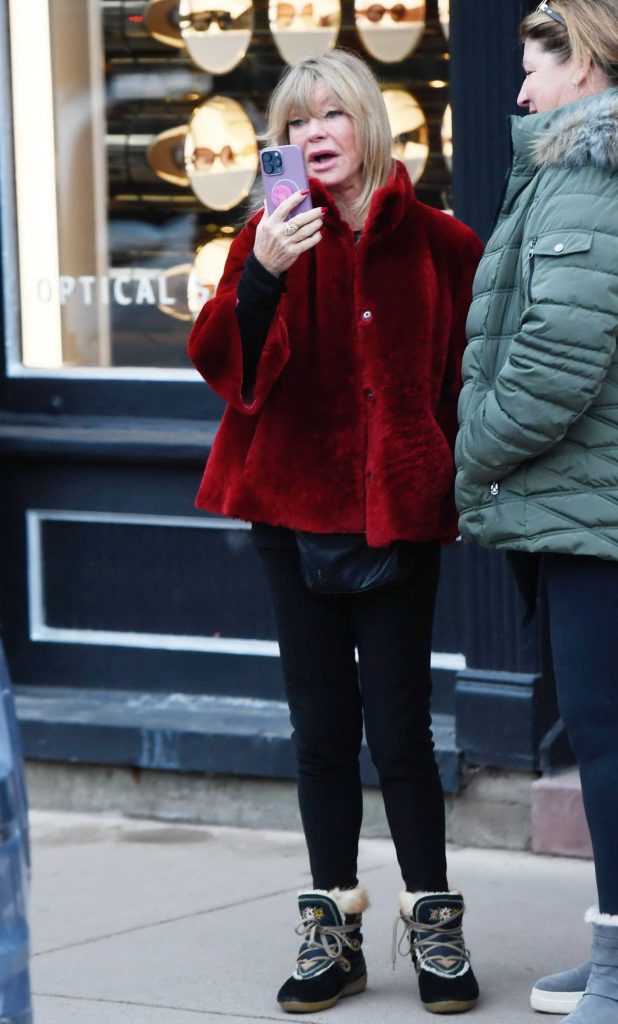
[
  {"xmin": 287, "ymin": 80, "xmax": 364, "ymax": 201},
  {"xmin": 517, "ymin": 38, "xmax": 580, "ymax": 113}
]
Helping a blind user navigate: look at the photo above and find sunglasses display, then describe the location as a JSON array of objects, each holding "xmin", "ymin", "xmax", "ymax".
[
  {"xmin": 185, "ymin": 96, "xmax": 258, "ymax": 210},
  {"xmin": 143, "ymin": 0, "xmax": 185, "ymax": 50},
  {"xmin": 438, "ymin": 0, "xmax": 449, "ymax": 40},
  {"xmin": 6, "ymin": 0, "xmax": 453, "ymax": 373},
  {"xmin": 188, "ymin": 236, "xmax": 235, "ymax": 316},
  {"xmin": 269, "ymin": 0, "xmax": 340, "ymax": 65},
  {"xmin": 441, "ymin": 104, "xmax": 452, "ymax": 173},
  {"xmin": 356, "ymin": 3, "xmax": 421, "ymax": 22},
  {"xmin": 178, "ymin": 0, "xmax": 254, "ymax": 73},
  {"xmin": 179, "ymin": 6, "xmax": 253, "ymax": 29},
  {"xmin": 274, "ymin": 2, "xmax": 336, "ymax": 28},
  {"xmin": 153, "ymin": 235, "xmax": 235, "ymax": 322},
  {"xmin": 192, "ymin": 145, "xmax": 236, "ymax": 170},
  {"xmin": 382, "ymin": 88, "xmax": 429, "ymax": 184},
  {"xmin": 355, "ymin": 0, "xmax": 425, "ymax": 63}
]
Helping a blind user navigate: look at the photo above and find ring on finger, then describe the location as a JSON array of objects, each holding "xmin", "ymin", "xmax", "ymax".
[{"xmin": 284, "ymin": 221, "xmax": 300, "ymax": 237}]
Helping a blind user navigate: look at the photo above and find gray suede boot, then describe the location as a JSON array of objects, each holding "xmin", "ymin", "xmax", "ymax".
[
  {"xmin": 561, "ymin": 909, "xmax": 618, "ymax": 1022},
  {"xmin": 530, "ymin": 961, "xmax": 589, "ymax": 1014}
]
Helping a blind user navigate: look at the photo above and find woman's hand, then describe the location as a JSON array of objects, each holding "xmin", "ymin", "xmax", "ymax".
[{"xmin": 254, "ymin": 190, "xmax": 325, "ymax": 277}]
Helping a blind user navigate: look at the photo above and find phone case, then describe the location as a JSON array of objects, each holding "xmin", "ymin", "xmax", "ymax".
[{"xmin": 260, "ymin": 144, "xmax": 313, "ymax": 219}]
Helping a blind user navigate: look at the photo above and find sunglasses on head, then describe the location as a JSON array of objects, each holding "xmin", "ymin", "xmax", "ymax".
[{"xmin": 535, "ymin": 2, "xmax": 567, "ymax": 27}]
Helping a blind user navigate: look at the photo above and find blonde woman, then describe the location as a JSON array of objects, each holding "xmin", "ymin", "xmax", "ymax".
[
  {"xmin": 454, "ymin": 3, "xmax": 618, "ymax": 1021},
  {"xmin": 189, "ymin": 50, "xmax": 482, "ymax": 1015}
]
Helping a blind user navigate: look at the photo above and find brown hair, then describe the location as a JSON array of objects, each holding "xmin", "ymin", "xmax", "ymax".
[{"xmin": 520, "ymin": 1, "xmax": 618, "ymax": 84}]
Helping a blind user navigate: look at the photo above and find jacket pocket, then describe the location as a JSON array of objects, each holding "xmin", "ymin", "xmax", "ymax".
[{"xmin": 525, "ymin": 230, "xmax": 593, "ymax": 302}]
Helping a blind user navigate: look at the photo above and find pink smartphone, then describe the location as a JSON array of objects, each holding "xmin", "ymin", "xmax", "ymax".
[{"xmin": 260, "ymin": 144, "xmax": 313, "ymax": 219}]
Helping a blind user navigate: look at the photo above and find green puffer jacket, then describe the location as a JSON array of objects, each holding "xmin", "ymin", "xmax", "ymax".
[{"xmin": 455, "ymin": 88, "xmax": 618, "ymax": 560}]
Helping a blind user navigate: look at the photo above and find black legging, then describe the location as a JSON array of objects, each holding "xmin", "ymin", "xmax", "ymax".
[
  {"xmin": 258, "ymin": 542, "xmax": 448, "ymax": 894},
  {"xmin": 544, "ymin": 553, "xmax": 618, "ymax": 915}
]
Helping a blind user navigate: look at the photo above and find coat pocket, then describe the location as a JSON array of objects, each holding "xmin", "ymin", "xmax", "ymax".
[{"xmin": 524, "ymin": 230, "xmax": 593, "ymax": 302}]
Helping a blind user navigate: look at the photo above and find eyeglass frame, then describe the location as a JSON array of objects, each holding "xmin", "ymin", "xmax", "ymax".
[
  {"xmin": 179, "ymin": 7, "xmax": 252, "ymax": 31},
  {"xmin": 273, "ymin": 2, "xmax": 337, "ymax": 28},
  {"xmin": 356, "ymin": 3, "xmax": 412, "ymax": 23},
  {"xmin": 535, "ymin": 2, "xmax": 567, "ymax": 28},
  {"xmin": 191, "ymin": 145, "xmax": 236, "ymax": 170}
]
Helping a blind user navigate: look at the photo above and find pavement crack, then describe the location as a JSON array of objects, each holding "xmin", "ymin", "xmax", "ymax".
[
  {"xmin": 34, "ymin": 864, "xmax": 386, "ymax": 958},
  {"xmin": 34, "ymin": 991, "xmax": 297, "ymax": 1021}
]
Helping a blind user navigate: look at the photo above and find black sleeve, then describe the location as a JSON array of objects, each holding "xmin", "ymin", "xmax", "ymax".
[{"xmin": 237, "ymin": 251, "xmax": 286, "ymax": 397}]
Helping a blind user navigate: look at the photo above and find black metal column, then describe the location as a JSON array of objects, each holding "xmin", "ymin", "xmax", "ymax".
[{"xmin": 450, "ymin": 0, "xmax": 525, "ymax": 242}]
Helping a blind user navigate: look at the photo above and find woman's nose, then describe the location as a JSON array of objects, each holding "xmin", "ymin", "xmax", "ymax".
[
  {"xmin": 307, "ymin": 117, "xmax": 326, "ymax": 139},
  {"xmin": 517, "ymin": 81, "xmax": 530, "ymax": 108}
]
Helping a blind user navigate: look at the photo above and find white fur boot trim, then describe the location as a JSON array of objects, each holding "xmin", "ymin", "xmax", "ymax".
[
  {"xmin": 298, "ymin": 885, "xmax": 370, "ymax": 915},
  {"xmin": 398, "ymin": 890, "xmax": 463, "ymax": 915},
  {"xmin": 585, "ymin": 907, "xmax": 618, "ymax": 927}
]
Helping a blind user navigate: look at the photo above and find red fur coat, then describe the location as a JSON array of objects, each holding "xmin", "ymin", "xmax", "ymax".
[{"xmin": 188, "ymin": 162, "xmax": 482, "ymax": 546}]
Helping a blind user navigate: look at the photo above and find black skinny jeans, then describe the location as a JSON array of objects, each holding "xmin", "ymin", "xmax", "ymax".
[
  {"xmin": 258, "ymin": 541, "xmax": 448, "ymax": 894},
  {"xmin": 544, "ymin": 553, "xmax": 618, "ymax": 915}
]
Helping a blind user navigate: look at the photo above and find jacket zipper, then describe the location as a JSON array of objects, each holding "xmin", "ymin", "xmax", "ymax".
[
  {"xmin": 490, "ymin": 481, "xmax": 501, "ymax": 518},
  {"xmin": 527, "ymin": 236, "xmax": 538, "ymax": 302}
]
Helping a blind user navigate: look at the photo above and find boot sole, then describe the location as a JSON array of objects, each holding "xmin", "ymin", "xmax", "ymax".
[
  {"xmin": 278, "ymin": 973, "xmax": 368, "ymax": 1013},
  {"xmin": 423, "ymin": 998, "xmax": 478, "ymax": 1014},
  {"xmin": 530, "ymin": 988, "xmax": 584, "ymax": 1014}
]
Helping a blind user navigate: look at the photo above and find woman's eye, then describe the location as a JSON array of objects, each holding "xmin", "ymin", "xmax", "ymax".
[
  {"xmin": 287, "ymin": 118, "xmax": 305, "ymax": 128},
  {"xmin": 325, "ymin": 109, "xmax": 343, "ymax": 119}
]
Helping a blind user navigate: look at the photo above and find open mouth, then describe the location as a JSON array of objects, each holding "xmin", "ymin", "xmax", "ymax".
[{"xmin": 310, "ymin": 151, "xmax": 338, "ymax": 166}]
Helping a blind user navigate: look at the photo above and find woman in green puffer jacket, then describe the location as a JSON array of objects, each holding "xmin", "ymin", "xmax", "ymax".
[{"xmin": 455, "ymin": 3, "xmax": 618, "ymax": 1022}]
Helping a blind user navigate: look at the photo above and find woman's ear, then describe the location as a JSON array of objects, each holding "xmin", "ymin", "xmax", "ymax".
[
  {"xmin": 571, "ymin": 52, "xmax": 593, "ymax": 87},
  {"xmin": 571, "ymin": 52, "xmax": 611, "ymax": 95}
]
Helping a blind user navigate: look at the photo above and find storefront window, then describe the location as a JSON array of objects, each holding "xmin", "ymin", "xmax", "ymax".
[{"xmin": 3, "ymin": 0, "xmax": 451, "ymax": 377}]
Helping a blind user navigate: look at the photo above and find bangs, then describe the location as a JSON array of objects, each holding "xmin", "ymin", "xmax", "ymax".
[{"xmin": 269, "ymin": 63, "xmax": 358, "ymax": 142}]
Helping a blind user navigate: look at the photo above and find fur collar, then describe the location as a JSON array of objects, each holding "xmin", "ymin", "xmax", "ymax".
[
  {"xmin": 532, "ymin": 88, "xmax": 618, "ymax": 172},
  {"xmin": 309, "ymin": 159, "xmax": 415, "ymax": 239}
]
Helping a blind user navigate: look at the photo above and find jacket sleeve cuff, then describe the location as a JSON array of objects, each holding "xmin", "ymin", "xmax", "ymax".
[
  {"xmin": 188, "ymin": 291, "xmax": 290, "ymax": 415},
  {"xmin": 237, "ymin": 251, "xmax": 286, "ymax": 309}
]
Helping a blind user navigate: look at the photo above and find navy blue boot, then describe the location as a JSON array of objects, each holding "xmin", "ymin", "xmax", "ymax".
[
  {"xmin": 277, "ymin": 886, "xmax": 369, "ymax": 1013},
  {"xmin": 394, "ymin": 890, "xmax": 479, "ymax": 1014}
]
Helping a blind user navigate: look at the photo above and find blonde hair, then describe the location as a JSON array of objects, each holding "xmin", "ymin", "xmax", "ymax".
[
  {"xmin": 520, "ymin": 1, "xmax": 618, "ymax": 84},
  {"xmin": 265, "ymin": 49, "xmax": 394, "ymax": 225}
]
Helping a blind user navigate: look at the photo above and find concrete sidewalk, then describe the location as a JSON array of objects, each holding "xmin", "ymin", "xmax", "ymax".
[{"xmin": 30, "ymin": 811, "xmax": 595, "ymax": 1024}]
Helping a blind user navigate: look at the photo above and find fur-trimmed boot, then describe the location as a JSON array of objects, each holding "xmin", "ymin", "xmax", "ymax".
[
  {"xmin": 560, "ymin": 909, "xmax": 618, "ymax": 1022},
  {"xmin": 530, "ymin": 961, "xmax": 589, "ymax": 1014},
  {"xmin": 394, "ymin": 891, "xmax": 479, "ymax": 1014},
  {"xmin": 277, "ymin": 886, "xmax": 369, "ymax": 1013}
]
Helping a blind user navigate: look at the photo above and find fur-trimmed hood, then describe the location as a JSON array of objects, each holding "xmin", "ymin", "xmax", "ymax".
[{"xmin": 532, "ymin": 88, "xmax": 618, "ymax": 172}]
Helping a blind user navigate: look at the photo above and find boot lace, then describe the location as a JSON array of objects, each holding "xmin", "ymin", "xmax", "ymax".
[
  {"xmin": 391, "ymin": 905, "xmax": 471, "ymax": 976},
  {"xmin": 295, "ymin": 910, "xmax": 361, "ymax": 977}
]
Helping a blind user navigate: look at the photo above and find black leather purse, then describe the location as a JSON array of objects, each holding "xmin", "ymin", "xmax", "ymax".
[{"xmin": 294, "ymin": 531, "xmax": 417, "ymax": 594}]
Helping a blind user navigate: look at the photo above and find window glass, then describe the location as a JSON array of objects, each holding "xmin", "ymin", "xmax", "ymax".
[{"xmin": 4, "ymin": 0, "xmax": 452, "ymax": 375}]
